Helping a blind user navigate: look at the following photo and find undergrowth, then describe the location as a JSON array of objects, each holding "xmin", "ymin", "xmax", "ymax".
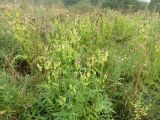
[{"xmin": 0, "ymin": 6, "xmax": 160, "ymax": 120}]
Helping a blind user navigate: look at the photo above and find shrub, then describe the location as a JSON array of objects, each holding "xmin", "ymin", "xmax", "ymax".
[{"xmin": 19, "ymin": 45, "xmax": 113, "ymax": 119}]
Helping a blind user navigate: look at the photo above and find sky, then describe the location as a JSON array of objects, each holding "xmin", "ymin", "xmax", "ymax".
[{"xmin": 138, "ymin": 0, "xmax": 151, "ymax": 4}]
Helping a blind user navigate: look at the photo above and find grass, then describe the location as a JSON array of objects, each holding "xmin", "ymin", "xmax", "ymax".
[{"xmin": 0, "ymin": 5, "xmax": 160, "ymax": 120}]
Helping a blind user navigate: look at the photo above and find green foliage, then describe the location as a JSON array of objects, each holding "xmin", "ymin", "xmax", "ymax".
[
  {"xmin": 102, "ymin": 0, "xmax": 124, "ymax": 9},
  {"xmin": 0, "ymin": 6, "xmax": 160, "ymax": 120},
  {"xmin": 111, "ymin": 16, "xmax": 136, "ymax": 43},
  {"xmin": 0, "ymin": 71, "xmax": 17, "ymax": 116},
  {"xmin": 90, "ymin": 0, "xmax": 100, "ymax": 6},
  {"xmin": 149, "ymin": 0, "xmax": 160, "ymax": 11},
  {"xmin": 12, "ymin": 55, "xmax": 31, "ymax": 75},
  {"xmin": 62, "ymin": 0, "xmax": 80, "ymax": 6},
  {"xmin": 101, "ymin": 0, "xmax": 144, "ymax": 10}
]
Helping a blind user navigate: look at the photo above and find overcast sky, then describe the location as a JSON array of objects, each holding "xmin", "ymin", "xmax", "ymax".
[{"xmin": 138, "ymin": 0, "xmax": 151, "ymax": 3}]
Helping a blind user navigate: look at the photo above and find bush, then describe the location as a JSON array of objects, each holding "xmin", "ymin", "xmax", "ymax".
[{"xmin": 19, "ymin": 44, "xmax": 113, "ymax": 119}]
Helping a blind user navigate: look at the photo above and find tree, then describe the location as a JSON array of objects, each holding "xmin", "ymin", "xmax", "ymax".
[
  {"xmin": 102, "ymin": 0, "xmax": 141, "ymax": 10},
  {"xmin": 149, "ymin": 0, "xmax": 160, "ymax": 11},
  {"xmin": 62, "ymin": 0, "xmax": 80, "ymax": 6},
  {"xmin": 90, "ymin": 0, "xmax": 100, "ymax": 6}
]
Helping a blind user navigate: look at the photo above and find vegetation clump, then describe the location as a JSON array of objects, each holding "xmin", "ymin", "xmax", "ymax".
[
  {"xmin": 12, "ymin": 55, "xmax": 31, "ymax": 76},
  {"xmin": 0, "ymin": 4, "xmax": 160, "ymax": 120}
]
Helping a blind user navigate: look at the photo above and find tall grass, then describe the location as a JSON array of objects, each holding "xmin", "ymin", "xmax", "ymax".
[{"xmin": 0, "ymin": 5, "xmax": 160, "ymax": 120}]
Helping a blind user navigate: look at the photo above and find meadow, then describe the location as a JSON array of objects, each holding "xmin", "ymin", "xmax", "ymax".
[{"xmin": 0, "ymin": 5, "xmax": 160, "ymax": 120}]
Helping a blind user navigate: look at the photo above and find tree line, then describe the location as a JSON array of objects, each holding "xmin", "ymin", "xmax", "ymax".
[{"xmin": 1, "ymin": 0, "xmax": 160, "ymax": 11}]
